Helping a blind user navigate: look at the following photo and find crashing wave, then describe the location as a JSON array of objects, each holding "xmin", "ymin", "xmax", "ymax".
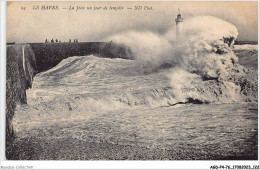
[
  {"xmin": 106, "ymin": 16, "xmax": 257, "ymax": 104},
  {"xmin": 14, "ymin": 15, "xmax": 257, "ymax": 127}
]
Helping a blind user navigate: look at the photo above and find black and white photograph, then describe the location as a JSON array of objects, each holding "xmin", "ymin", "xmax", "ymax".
[{"xmin": 1, "ymin": 0, "xmax": 259, "ymax": 167}]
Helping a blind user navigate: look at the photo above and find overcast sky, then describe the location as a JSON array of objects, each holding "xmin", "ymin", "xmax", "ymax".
[{"xmin": 7, "ymin": 1, "xmax": 258, "ymax": 43}]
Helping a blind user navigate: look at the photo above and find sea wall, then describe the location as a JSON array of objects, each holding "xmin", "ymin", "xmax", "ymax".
[
  {"xmin": 6, "ymin": 44, "xmax": 36, "ymax": 158},
  {"xmin": 30, "ymin": 42, "xmax": 133, "ymax": 73}
]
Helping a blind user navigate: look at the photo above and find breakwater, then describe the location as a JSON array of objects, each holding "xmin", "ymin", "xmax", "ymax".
[
  {"xmin": 6, "ymin": 44, "xmax": 36, "ymax": 158},
  {"xmin": 30, "ymin": 42, "xmax": 133, "ymax": 73}
]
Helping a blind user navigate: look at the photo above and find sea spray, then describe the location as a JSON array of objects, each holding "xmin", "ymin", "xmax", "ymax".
[
  {"xmin": 106, "ymin": 16, "xmax": 256, "ymax": 103},
  {"xmin": 12, "ymin": 16, "xmax": 257, "ymax": 134}
]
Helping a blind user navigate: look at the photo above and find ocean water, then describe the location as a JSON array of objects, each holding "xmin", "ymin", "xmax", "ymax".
[
  {"xmin": 12, "ymin": 16, "xmax": 258, "ymax": 159},
  {"xmin": 12, "ymin": 49, "xmax": 258, "ymax": 159}
]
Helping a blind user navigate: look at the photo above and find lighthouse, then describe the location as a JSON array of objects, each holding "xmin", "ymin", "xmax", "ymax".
[{"xmin": 175, "ymin": 9, "xmax": 183, "ymax": 40}]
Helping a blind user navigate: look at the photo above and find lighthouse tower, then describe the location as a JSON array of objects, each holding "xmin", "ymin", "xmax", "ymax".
[{"xmin": 175, "ymin": 9, "xmax": 183, "ymax": 40}]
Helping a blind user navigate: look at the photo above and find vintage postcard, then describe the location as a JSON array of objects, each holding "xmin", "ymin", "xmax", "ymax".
[{"xmin": 1, "ymin": 0, "xmax": 259, "ymax": 169}]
